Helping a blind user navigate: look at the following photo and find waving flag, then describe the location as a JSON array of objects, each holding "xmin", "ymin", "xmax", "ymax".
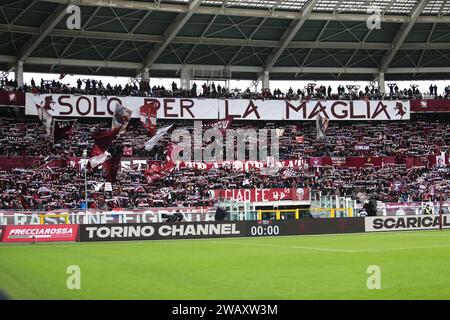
[
  {"xmin": 103, "ymin": 144, "xmax": 122, "ymax": 183},
  {"xmin": 35, "ymin": 96, "xmax": 55, "ymax": 135},
  {"xmin": 144, "ymin": 124, "xmax": 173, "ymax": 152},
  {"xmin": 89, "ymin": 127, "xmax": 121, "ymax": 168},
  {"xmin": 92, "ymin": 127, "xmax": 121, "ymax": 153},
  {"xmin": 112, "ymin": 103, "xmax": 132, "ymax": 132},
  {"xmin": 145, "ymin": 143, "xmax": 177, "ymax": 184},
  {"xmin": 89, "ymin": 151, "xmax": 111, "ymax": 169},
  {"xmin": 140, "ymin": 102, "xmax": 158, "ymax": 136},
  {"xmin": 93, "ymin": 183, "xmax": 105, "ymax": 192},
  {"xmin": 52, "ymin": 119, "xmax": 76, "ymax": 143},
  {"xmin": 316, "ymin": 115, "xmax": 329, "ymax": 140}
]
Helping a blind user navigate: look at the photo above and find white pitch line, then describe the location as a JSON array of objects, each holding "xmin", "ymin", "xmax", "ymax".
[
  {"xmin": 210, "ymin": 240, "xmax": 450, "ymax": 254},
  {"xmin": 351, "ymin": 244, "xmax": 450, "ymax": 253},
  {"xmin": 210, "ymin": 240, "xmax": 358, "ymax": 253}
]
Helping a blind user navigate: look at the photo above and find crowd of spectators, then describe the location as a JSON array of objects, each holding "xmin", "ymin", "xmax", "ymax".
[
  {"xmin": 0, "ymin": 115, "xmax": 448, "ymax": 210},
  {"xmin": 2, "ymin": 75, "xmax": 450, "ymax": 101},
  {"xmin": 1, "ymin": 116, "xmax": 448, "ymax": 159},
  {"xmin": 0, "ymin": 157, "xmax": 448, "ymax": 211}
]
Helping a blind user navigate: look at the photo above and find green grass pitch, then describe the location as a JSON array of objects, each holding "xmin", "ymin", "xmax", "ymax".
[{"xmin": 1, "ymin": 230, "xmax": 450, "ymax": 300}]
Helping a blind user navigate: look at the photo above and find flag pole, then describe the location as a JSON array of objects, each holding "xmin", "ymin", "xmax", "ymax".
[{"xmin": 83, "ymin": 149, "xmax": 88, "ymax": 214}]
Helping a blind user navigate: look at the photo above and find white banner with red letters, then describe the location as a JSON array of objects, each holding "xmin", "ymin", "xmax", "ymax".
[{"xmin": 26, "ymin": 93, "xmax": 410, "ymax": 121}]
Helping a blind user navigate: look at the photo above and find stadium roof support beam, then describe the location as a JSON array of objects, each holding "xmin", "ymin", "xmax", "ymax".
[
  {"xmin": 2, "ymin": 55, "xmax": 450, "ymax": 75},
  {"xmin": 258, "ymin": 0, "xmax": 319, "ymax": 84},
  {"xmin": 3, "ymin": 24, "xmax": 450, "ymax": 50},
  {"xmin": 379, "ymin": 0, "xmax": 431, "ymax": 74},
  {"xmin": 12, "ymin": 4, "xmax": 67, "ymax": 70},
  {"xmin": 262, "ymin": 0, "xmax": 319, "ymax": 74},
  {"xmin": 37, "ymin": 0, "xmax": 450, "ymax": 23},
  {"xmin": 139, "ymin": 0, "xmax": 202, "ymax": 77}
]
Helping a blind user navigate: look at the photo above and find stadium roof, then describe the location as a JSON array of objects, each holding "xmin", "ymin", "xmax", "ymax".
[{"xmin": 1, "ymin": 0, "xmax": 450, "ymax": 81}]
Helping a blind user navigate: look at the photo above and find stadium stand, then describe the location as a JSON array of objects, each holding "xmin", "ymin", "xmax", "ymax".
[
  {"xmin": 0, "ymin": 0, "xmax": 449, "ymax": 215},
  {"xmin": 0, "ymin": 113, "xmax": 448, "ymax": 211}
]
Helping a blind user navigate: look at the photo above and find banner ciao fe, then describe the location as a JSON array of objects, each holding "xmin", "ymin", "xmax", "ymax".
[{"xmin": 26, "ymin": 94, "xmax": 410, "ymax": 121}]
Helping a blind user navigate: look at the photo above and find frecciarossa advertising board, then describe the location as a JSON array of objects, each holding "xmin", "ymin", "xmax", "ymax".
[
  {"xmin": 78, "ymin": 218, "xmax": 365, "ymax": 242},
  {"xmin": 26, "ymin": 94, "xmax": 410, "ymax": 121},
  {"xmin": 1, "ymin": 224, "xmax": 79, "ymax": 242}
]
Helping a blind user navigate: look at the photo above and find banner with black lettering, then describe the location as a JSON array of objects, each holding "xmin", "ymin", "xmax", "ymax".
[
  {"xmin": 26, "ymin": 93, "xmax": 410, "ymax": 121},
  {"xmin": 78, "ymin": 219, "xmax": 365, "ymax": 242},
  {"xmin": 26, "ymin": 94, "xmax": 218, "ymax": 120},
  {"xmin": 365, "ymin": 214, "xmax": 450, "ymax": 232}
]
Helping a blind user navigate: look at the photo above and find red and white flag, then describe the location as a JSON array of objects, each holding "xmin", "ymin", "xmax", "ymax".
[
  {"xmin": 89, "ymin": 128, "xmax": 121, "ymax": 168},
  {"xmin": 140, "ymin": 102, "xmax": 158, "ymax": 136},
  {"xmin": 89, "ymin": 151, "xmax": 111, "ymax": 169},
  {"xmin": 35, "ymin": 96, "xmax": 55, "ymax": 135}
]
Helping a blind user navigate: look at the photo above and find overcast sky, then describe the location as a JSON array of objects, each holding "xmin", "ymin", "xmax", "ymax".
[{"xmin": 17, "ymin": 72, "xmax": 450, "ymax": 96}]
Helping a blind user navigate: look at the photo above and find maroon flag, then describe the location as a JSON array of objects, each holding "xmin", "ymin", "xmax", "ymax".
[
  {"xmin": 91, "ymin": 127, "xmax": 121, "ymax": 155},
  {"xmin": 53, "ymin": 119, "xmax": 76, "ymax": 143},
  {"xmin": 140, "ymin": 102, "xmax": 157, "ymax": 136},
  {"xmin": 144, "ymin": 163, "xmax": 167, "ymax": 184},
  {"xmin": 35, "ymin": 96, "xmax": 55, "ymax": 135},
  {"xmin": 19, "ymin": 195, "xmax": 29, "ymax": 209},
  {"xmin": 103, "ymin": 145, "xmax": 122, "ymax": 183},
  {"xmin": 89, "ymin": 127, "xmax": 121, "ymax": 168},
  {"xmin": 145, "ymin": 144, "xmax": 176, "ymax": 184}
]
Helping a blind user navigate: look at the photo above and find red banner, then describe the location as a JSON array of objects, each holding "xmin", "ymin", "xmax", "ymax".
[
  {"xmin": 331, "ymin": 157, "xmax": 347, "ymax": 167},
  {"xmin": 0, "ymin": 91, "xmax": 25, "ymax": 106},
  {"xmin": 212, "ymin": 188, "xmax": 310, "ymax": 202},
  {"xmin": 1, "ymin": 224, "xmax": 78, "ymax": 242},
  {"xmin": 308, "ymin": 156, "xmax": 434, "ymax": 168},
  {"xmin": 428, "ymin": 154, "xmax": 450, "ymax": 167},
  {"xmin": 179, "ymin": 159, "xmax": 305, "ymax": 171},
  {"xmin": 1, "ymin": 155, "xmax": 446, "ymax": 172},
  {"xmin": 310, "ymin": 157, "xmax": 382, "ymax": 168},
  {"xmin": 0, "ymin": 157, "xmax": 42, "ymax": 170},
  {"xmin": 410, "ymin": 100, "xmax": 450, "ymax": 113}
]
